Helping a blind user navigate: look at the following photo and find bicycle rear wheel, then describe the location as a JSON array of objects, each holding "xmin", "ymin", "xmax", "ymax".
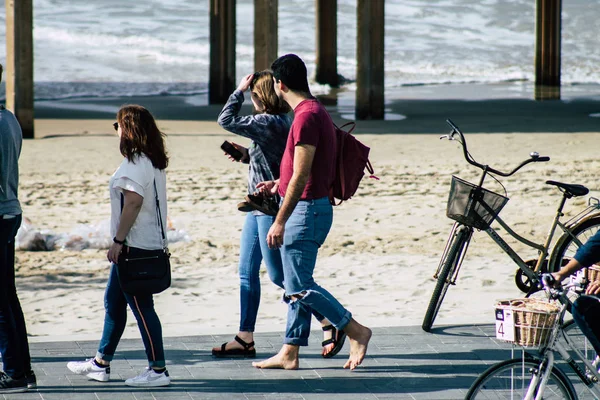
[
  {"xmin": 466, "ymin": 356, "xmax": 576, "ymax": 400},
  {"xmin": 550, "ymin": 216, "xmax": 600, "ymax": 273},
  {"xmin": 422, "ymin": 225, "xmax": 472, "ymax": 332}
]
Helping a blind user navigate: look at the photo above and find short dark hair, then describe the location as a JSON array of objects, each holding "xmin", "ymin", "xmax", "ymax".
[{"xmin": 271, "ymin": 54, "xmax": 310, "ymax": 93}]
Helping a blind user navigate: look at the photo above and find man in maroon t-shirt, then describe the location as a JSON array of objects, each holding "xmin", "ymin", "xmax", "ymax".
[{"xmin": 253, "ymin": 54, "xmax": 371, "ymax": 371}]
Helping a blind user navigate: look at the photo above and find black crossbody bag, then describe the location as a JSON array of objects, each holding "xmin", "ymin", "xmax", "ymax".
[{"xmin": 116, "ymin": 180, "xmax": 171, "ymax": 295}]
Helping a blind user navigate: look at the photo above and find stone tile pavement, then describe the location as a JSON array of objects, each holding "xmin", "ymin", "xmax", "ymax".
[{"xmin": 2, "ymin": 324, "xmax": 518, "ymax": 400}]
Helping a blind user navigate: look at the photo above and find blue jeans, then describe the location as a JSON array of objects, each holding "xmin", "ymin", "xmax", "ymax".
[
  {"xmin": 281, "ymin": 197, "xmax": 352, "ymax": 346},
  {"xmin": 239, "ymin": 213, "xmax": 285, "ymax": 331},
  {"xmin": 97, "ymin": 264, "xmax": 165, "ymax": 368},
  {"xmin": 0, "ymin": 214, "xmax": 32, "ymax": 379},
  {"xmin": 572, "ymin": 295, "xmax": 600, "ymax": 356},
  {"xmin": 238, "ymin": 212, "xmax": 324, "ymax": 332}
]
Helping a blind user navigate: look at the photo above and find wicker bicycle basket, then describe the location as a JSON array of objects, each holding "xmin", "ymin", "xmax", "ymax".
[
  {"xmin": 446, "ymin": 176, "xmax": 509, "ymax": 230},
  {"xmin": 585, "ymin": 264, "xmax": 600, "ymax": 282},
  {"xmin": 495, "ymin": 298, "xmax": 560, "ymax": 348}
]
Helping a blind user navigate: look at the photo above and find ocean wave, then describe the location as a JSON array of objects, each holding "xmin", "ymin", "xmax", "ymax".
[
  {"xmin": 0, "ymin": 78, "xmax": 598, "ymax": 103},
  {"xmin": 0, "ymin": 0, "xmax": 597, "ymax": 101}
]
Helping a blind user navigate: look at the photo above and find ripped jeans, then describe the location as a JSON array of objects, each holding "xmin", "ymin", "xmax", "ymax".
[{"xmin": 281, "ymin": 197, "xmax": 352, "ymax": 346}]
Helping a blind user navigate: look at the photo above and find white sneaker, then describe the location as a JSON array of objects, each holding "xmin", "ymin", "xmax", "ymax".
[
  {"xmin": 125, "ymin": 368, "xmax": 170, "ymax": 387},
  {"xmin": 66, "ymin": 358, "xmax": 110, "ymax": 382}
]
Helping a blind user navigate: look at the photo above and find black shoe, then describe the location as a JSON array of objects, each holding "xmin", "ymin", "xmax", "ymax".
[
  {"xmin": 25, "ymin": 370, "xmax": 36, "ymax": 389},
  {"xmin": 0, "ymin": 371, "xmax": 28, "ymax": 393}
]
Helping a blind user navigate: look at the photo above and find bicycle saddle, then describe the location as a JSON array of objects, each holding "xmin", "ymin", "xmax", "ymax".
[{"xmin": 545, "ymin": 180, "xmax": 589, "ymax": 197}]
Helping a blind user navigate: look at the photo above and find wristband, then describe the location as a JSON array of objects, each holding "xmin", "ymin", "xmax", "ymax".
[{"xmin": 113, "ymin": 237, "xmax": 125, "ymax": 245}]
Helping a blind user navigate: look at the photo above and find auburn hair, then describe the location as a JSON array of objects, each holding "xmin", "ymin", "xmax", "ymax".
[
  {"xmin": 251, "ymin": 70, "xmax": 291, "ymax": 115},
  {"xmin": 117, "ymin": 105, "xmax": 169, "ymax": 170}
]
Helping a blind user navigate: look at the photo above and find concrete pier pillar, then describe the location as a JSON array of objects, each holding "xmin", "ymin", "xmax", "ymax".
[
  {"xmin": 315, "ymin": 0, "xmax": 338, "ymax": 87},
  {"xmin": 5, "ymin": 0, "xmax": 34, "ymax": 138},
  {"xmin": 209, "ymin": 0, "xmax": 237, "ymax": 104},
  {"xmin": 535, "ymin": 0, "xmax": 562, "ymax": 100},
  {"xmin": 254, "ymin": 0, "xmax": 278, "ymax": 72},
  {"xmin": 356, "ymin": 0, "xmax": 384, "ymax": 120}
]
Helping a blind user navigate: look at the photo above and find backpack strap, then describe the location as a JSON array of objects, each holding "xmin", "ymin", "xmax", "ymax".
[
  {"xmin": 329, "ymin": 123, "xmax": 352, "ymax": 206},
  {"xmin": 339, "ymin": 121, "xmax": 356, "ymax": 134}
]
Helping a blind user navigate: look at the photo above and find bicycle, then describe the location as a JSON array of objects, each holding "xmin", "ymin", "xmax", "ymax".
[
  {"xmin": 466, "ymin": 273, "xmax": 600, "ymax": 399},
  {"xmin": 422, "ymin": 119, "xmax": 600, "ymax": 332}
]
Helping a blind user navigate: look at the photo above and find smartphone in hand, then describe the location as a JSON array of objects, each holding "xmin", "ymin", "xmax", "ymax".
[{"xmin": 221, "ymin": 141, "xmax": 244, "ymax": 161}]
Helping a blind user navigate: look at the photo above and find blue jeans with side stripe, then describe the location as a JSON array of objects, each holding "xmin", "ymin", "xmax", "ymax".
[{"xmin": 97, "ymin": 264, "xmax": 165, "ymax": 368}]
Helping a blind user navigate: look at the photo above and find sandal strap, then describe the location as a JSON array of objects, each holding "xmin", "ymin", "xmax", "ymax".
[
  {"xmin": 321, "ymin": 325, "xmax": 337, "ymax": 347},
  {"xmin": 234, "ymin": 335, "xmax": 255, "ymax": 350}
]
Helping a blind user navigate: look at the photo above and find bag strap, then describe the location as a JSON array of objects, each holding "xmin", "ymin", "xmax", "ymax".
[
  {"xmin": 153, "ymin": 179, "xmax": 167, "ymax": 248},
  {"xmin": 119, "ymin": 178, "xmax": 167, "ymax": 248}
]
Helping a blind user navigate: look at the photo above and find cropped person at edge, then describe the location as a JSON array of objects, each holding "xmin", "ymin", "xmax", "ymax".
[{"xmin": 0, "ymin": 63, "xmax": 36, "ymax": 394}]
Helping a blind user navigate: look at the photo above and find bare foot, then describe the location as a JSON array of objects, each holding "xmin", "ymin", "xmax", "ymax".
[
  {"xmin": 252, "ymin": 345, "xmax": 299, "ymax": 370},
  {"xmin": 343, "ymin": 322, "xmax": 372, "ymax": 370},
  {"xmin": 322, "ymin": 341, "xmax": 335, "ymax": 357}
]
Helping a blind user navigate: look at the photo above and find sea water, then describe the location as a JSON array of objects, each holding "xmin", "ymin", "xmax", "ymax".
[{"xmin": 0, "ymin": 0, "xmax": 598, "ymax": 101}]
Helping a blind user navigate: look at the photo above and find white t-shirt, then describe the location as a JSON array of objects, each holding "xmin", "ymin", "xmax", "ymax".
[{"xmin": 109, "ymin": 154, "xmax": 167, "ymax": 250}]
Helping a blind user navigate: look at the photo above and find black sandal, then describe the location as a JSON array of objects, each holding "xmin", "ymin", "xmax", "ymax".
[
  {"xmin": 212, "ymin": 335, "xmax": 257, "ymax": 358},
  {"xmin": 321, "ymin": 324, "xmax": 347, "ymax": 359}
]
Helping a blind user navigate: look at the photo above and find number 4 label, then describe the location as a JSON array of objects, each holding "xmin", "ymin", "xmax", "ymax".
[{"xmin": 495, "ymin": 308, "xmax": 515, "ymax": 342}]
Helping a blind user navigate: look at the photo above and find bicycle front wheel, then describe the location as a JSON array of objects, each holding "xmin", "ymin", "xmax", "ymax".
[
  {"xmin": 466, "ymin": 357, "xmax": 576, "ymax": 400},
  {"xmin": 422, "ymin": 225, "xmax": 472, "ymax": 332},
  {"xmin": 550, "ymin": 216, "xmax": 600, "ymax": 273}
]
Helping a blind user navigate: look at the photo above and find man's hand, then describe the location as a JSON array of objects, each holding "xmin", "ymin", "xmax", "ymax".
[
  {"xmin": 267, "ymin": 221, "xmax": 285, "ymax": 249},
  {"xmin": 587, "ymin": 280, "xmax": 600, "ymax": 295},
  {"xmin": 549, "ymin": 272, "xmax": 564, "ymax": 288}
]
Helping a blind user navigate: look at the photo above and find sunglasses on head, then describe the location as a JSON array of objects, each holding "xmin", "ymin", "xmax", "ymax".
[{"xmin": 113, "ymin": 122, "xmax": 119, "ymax": 131}]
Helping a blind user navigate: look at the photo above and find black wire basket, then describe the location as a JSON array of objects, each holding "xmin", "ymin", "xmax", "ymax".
[{"xmin": 446, "ymin": 176, "xmax": 509, "ymax": 230}]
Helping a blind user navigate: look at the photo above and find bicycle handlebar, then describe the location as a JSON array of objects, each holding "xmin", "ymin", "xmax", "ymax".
[
  {"xmin": 442, "ymin": 119, "xmax": 550, "ymax": 177},
  {"xmin": 540, "ymin": 273, "xmax": 583, "ymax": 304}
]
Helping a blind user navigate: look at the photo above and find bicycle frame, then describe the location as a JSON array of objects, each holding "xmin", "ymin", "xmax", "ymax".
[
  {"xmin": 425, "ymin": 119, "xmax": 600, "ymax": 332},
  {"xmin": 483, "ymin": 198, "xmax": 600, "ymax": 286},
  {"xmin": 440, "ymin": 187, "xmax": 600, "ymax": 288},
  {"xmin": 437, "ymin": 119, "xmax": 600, "ymax": 287}
]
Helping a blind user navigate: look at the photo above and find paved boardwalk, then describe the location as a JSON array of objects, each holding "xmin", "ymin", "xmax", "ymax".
[{"xmin": 3, "ymin": 324, "xmax": 513, "ymax": 400}]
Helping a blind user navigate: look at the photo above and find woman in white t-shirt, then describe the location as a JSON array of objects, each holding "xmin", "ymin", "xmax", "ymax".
[{"xmin": 66, "ymin": 105, "xmax": 171, "ymax": 387}]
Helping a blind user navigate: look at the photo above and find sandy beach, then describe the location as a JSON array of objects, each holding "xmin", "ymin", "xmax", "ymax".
[{"xmin": 13, "ymin": 90, "xmax": 600, "ymax": 344}]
